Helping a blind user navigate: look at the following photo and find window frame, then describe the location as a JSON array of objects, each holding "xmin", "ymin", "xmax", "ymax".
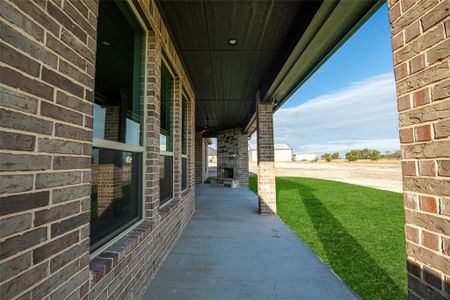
[
  {"xmin": 90, "ymin": 0, "xmax": 149, "ymax": 258},
  {"xmin": 159, "ymin": 55, "xmax": 176, "ymax": 208}
]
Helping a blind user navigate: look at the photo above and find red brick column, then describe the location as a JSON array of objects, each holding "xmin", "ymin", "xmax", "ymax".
[
  {"xmin": 256, "ymin": 94, "xmax": 276, "ymax": 214},
  {"xmin": 388, "ymin": 1, "xmax": 450, "ymax": 299}
]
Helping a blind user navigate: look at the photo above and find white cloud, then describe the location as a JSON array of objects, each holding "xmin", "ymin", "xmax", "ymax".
[{"xmin": 272, "ymin": 73, "xmax": 400, "ymax": 155}]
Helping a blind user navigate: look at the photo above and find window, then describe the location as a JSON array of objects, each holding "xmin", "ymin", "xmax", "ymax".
[
  {"xmin": 181, "ymin": 95, "xmax": 188, "ymax": 190},
  {"xmin": 90, "ymin": 148, "xmax": 142, "ymax": 248},
  {"xmin": 160, "ymin": 62, "xmax": 174, "ymax": 204},
  {"xmin": 90, "ymin": 1, "xmax": 144, "ymax": 251}
]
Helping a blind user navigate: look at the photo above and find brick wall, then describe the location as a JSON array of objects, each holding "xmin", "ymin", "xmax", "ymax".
[
  {"xmin": 0, "ymin": 0, "xmax": 196, "ymax": 299},
  {"xmin": 144, "ymin": 29, "xmax": 161, "ymax": 220},
  {"xmin": 87, "ymin": 0, "xmax": 197, "ymax": 298},
  {"xmin": 173, "ymin": 79, "xmax": 182, "ymax": 200},
  {"xmin": 217, "ymin": 128, "xmax": 249, "ymax": 187},
  {"xmin": 195, "ymin": 132, "xmax": 208, "ymax": 184},
  {"xmin": 388, "ymin": 0, "xmax": 450, "ymax": 299},
  {"xmin": 187, "ymin": 85, "xmax": 196, "ymax": 191},
  {"xmin": 0, "ymin": 0, "xmax": 97, "ymax": 298},
  {"xmin": 256, "ymin": 95, "xmax": 276, "ymax": 214}
]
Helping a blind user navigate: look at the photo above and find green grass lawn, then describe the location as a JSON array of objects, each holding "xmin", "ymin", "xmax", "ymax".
[{"xmin": 249, "ymin": 176, "xmax": 407, "ymax": 300}]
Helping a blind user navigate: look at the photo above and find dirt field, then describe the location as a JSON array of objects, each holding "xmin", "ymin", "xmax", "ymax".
[{"xmin": 249, "ymin": 160, "xmax": 402, "ymax": 193}]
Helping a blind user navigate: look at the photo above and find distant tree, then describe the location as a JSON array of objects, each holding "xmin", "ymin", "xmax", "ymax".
[
  {"xmin": 368, "ymin": 149, "xmax": 381, "ymax": 160},
  {"xmin": 360, "ymin": 148, "xmax": 370, "ymax": 159},
  {"xmin": 321, "ymin": 153, "xmax": 332, "ymax": 162},
  {"xmin": 345, "ymin": 150, "xmax": 361, "ymax": 161},
  {"xmin": 345, "ymin": 149, "xmax": 382, "ymax": 161},
  {"xmin": 382, "ymin": 150, "xmax": 401, "ymax": 159},
  {"xmin": 311, "ymin": 157, "xmax": 319, "ymax": 163},
  {"xmin": 331, "ymin": 152, "xmax": 340, "ymax": 160},
  {"xmin": 291, "ymin": 154, "xmax": 296, "ymax": 161},
  {"xmin": 392, "ymin": 150, "xmax": 401, "ymax": 158}
]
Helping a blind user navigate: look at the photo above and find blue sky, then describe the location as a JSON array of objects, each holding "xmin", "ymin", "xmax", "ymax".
[
  {"xmin": 283, "ymin": 3, "xmax": 394, "ymax": 109},
  {"xmin": 251, "ymin": 3, "xmax": 400, "ymax": 156}
]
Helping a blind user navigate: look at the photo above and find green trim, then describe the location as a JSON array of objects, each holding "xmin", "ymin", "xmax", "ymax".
[{"xmin": 117, "ymin": 1, "xmax": 144, "ymax": 33}]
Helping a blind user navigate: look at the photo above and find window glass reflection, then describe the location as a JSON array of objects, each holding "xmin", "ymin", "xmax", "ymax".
[
  {"xmin": 90, "ymin": 148, "xmax": 141, "ymax": 250},
  {"xmin": 160, "ymin": 155, "xmax": 173, "ymax": 204},
  {"xmin": 160, "ymin": 63, "xmax": 173, "ymax": 152},
  {"xmin": 182, "ymin": 157, "xmax": 187, "ymax": 190},
  {"xmin": 93, "ymin": 0, "xmax": 143, "ymax": 146}
]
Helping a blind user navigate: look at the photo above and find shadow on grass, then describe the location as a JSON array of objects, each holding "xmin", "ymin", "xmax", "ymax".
[{"xmin": 290, "ymin": 179, "xmax": 406, "ymax": 299}]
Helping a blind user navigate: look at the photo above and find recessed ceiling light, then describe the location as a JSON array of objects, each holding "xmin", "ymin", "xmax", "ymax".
[
  {"xmin": 227, "ymin": 38, "xmax": 237, "ymax": 46},
  {"xmin": 102, "ymin": 41, "xmax": 111, "ymax": 46}
]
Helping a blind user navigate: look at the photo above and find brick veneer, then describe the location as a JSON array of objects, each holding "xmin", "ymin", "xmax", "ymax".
[
  {"xmin": 195, "ymin": 132, "xmax": 208, "ymax": 184},
  {"xmin": 187, "ymin": 85, "xmax": 196, "ymax": 191},
  {"xmin": 0, "ymin": 0, "xmax": 196, "ymax": 299},
  {"xmin": 0, "ymin": 0, "xmax": 97, "ymax": 298},
  {"xmin": 388, "ymin": 0, "xmax": 450, "ymax": 299},
  {"xmin": 217, "ymin": 128, "xmax": 249, "ymax": 187},
  {"xmin": 256, "ymin": 95, "xmax": 277, "ymax": 214}
]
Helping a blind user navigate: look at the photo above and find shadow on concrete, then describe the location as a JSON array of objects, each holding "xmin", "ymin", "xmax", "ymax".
[
  {"xmin": 285, "ymin": 178, "xmax": 407, "ymax": 299},
  {"xmin": 144, "ymin": 184, "xmax": 359, "ymax": 300}
]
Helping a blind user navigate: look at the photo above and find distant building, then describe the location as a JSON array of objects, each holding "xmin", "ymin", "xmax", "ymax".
[{"xmin": 248, "ymin": 144, "xmax": 293, "ymax": 162}]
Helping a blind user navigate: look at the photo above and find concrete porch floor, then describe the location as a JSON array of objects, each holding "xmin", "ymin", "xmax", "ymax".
[{"xmin": 143, "ymin": 185, "xmax": 357, "ymax": 300}]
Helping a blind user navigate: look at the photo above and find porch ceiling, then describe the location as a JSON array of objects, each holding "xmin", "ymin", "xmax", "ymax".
[{"xmin": 157, "ymin": 0, "xmax": 383, "ymax": 134}]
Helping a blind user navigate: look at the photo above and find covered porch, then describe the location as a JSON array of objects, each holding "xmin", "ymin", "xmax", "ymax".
[
  {"xmin": 1, "ymin": 0, "xmax": 448, "ymax": 298},
  {"xmin": 143, "ymin": 184, "xmax": 356, "ymax": 300}
]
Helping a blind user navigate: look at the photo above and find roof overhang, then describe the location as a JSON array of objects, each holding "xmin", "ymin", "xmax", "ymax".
[{"xmin": 157, "ymin": 0, "xmax": 384, "ymax": 136}]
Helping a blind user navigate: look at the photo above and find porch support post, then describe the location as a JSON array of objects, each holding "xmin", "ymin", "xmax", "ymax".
[
  {"xmin": 195, "ymin": 132, "xmax": 204, "ymax": 185},
  {"xmin": 388, "ymin": 1, "xmax": 450, "ymax": 299},
  {"xmin": 256, "ymin": 92, "xmax": 276, "ymax": 214},
  {"xmin": 145, "ymin": 30, "xmax": 162, "ymax": 221},
  {"xmin": 173, "ymin": 79, "xmax": 182, "ymax": 199}
]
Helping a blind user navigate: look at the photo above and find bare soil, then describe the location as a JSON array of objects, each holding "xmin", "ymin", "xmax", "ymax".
[{"xmin": 249, "ymin": 160, "xmax": 402, "ymax": 193}]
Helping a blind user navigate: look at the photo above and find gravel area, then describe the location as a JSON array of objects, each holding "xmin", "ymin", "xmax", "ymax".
[{"xmin": 249, "ymin": 160, "xmax": 402, "ymax": 193}]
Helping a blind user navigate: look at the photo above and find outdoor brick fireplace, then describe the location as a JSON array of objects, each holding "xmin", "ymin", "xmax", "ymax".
[
  {"xmin": 215, "ymin": 128, "xmax": 249, "ymax": 187},
  {"xmin": 220, "ymin": 167, "xmax": 234, "ymax": 179}
]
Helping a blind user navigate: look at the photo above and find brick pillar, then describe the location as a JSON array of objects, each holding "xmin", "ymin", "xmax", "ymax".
[
  {"xmin": 238, "ymin": 132, "xmax": 249, "ymax": 187},
  {"xmin": 388, "ymin": 1, "xmax": 450, "ymax": 299},
  {"xmin": 145, "ymin": 30, "xmax": 162, "ymax": 221},
  {"xmin": 195, "ymin": 132, "xmax": 204, "ymax": 184},
  {"xmin": 173, "ymin": 79, "xmax": 182, "ymax": 199},
  {"xmin": 256, "ymin": 94, "xmax": 276, "ymax": 214},
  {"xmin": 187, "ymin": 97, "xmax": 196, "ymax": 190}
]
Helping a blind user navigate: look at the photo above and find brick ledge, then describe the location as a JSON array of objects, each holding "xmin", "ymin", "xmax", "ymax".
[
  {"xmin": 159, "ymin": 188, "xmax": 192, "ymax": 219},
  {"xmin": 89, "ymin": 189, "xmax": 194, "ymax": 284},
  {"xmin": 89, "ymin": 220, "xmax": 154, "ymax": 285}
]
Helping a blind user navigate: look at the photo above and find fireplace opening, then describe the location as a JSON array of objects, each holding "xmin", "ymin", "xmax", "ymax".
[{"xmin": 221, "ymin": 167, "xmax": 234, "ymax": 179}]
